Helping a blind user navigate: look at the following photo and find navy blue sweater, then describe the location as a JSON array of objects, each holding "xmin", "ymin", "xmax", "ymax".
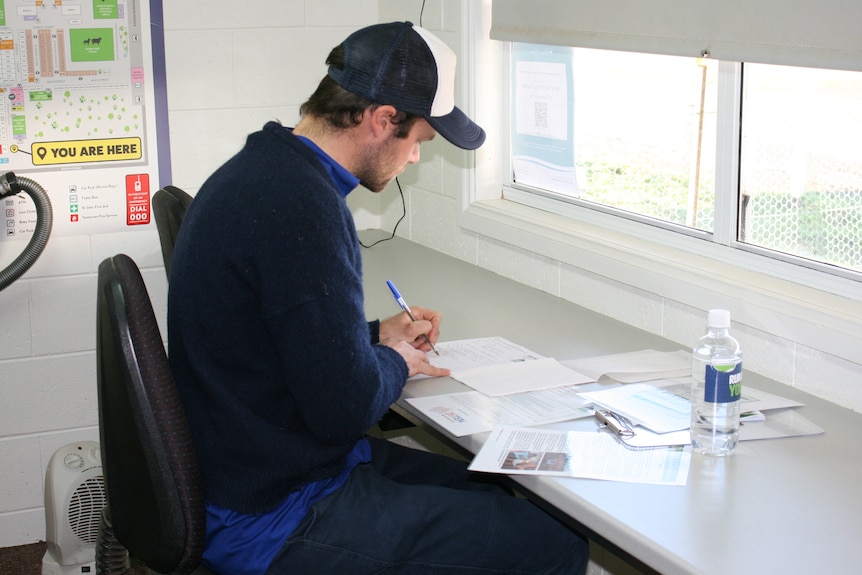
[{"xmin": 168, "ymin": 122, "xmax": 407, "ymax": 514}]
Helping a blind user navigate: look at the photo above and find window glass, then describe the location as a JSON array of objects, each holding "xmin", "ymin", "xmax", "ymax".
[
  {"xmin": 740, "ymin": 65, "xmax": 862, "ymax": 273},
  {"xmin": 512, "ymin": 46, "xmax": 719, "ymax": 233},
  {"xmin": 508, "ymin": 44, "xmax": 862, "ymax": 277}
]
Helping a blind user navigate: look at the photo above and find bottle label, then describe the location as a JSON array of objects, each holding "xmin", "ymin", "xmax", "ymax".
[{"xmin": 704, "ymin": 363, "xmax": 742, "ymax": 403}]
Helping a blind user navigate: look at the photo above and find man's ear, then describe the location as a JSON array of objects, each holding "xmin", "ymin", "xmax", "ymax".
[{"xmin": 367, "ymin": 105, "xmax": 399, "ymax": 139}]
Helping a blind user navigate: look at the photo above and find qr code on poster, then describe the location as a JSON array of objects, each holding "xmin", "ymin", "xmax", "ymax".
[{"xmin": 534, "ymin": 100, "xmax": 548, "ymax": 129}]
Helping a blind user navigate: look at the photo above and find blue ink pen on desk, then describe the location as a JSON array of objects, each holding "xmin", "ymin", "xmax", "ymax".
[{"xmin": 386, "ymin": 280, "xmax": 440, "ymax": 356}]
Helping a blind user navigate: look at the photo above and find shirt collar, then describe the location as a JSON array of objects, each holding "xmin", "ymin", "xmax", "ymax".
[{"xmin": 294, "ymin": 134, "xmax": 359, "ymax": 198}]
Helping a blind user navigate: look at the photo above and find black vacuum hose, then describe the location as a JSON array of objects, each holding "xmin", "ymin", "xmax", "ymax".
[{"xmin": 0, "ymin": 172, "xmax": 53, "ymax": 291}]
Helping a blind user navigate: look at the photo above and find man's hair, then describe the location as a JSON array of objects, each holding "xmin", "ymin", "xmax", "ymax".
[{"xmin": 300, "ymin": 44, "xmax": 421, "ymax": 139}]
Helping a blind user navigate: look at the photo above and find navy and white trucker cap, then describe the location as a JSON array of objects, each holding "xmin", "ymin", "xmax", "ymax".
[{"xmin": 327, "ymin": 21, "xmax": 486, "ymax": 150}]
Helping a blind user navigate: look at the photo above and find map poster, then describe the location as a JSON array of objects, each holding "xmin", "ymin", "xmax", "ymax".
[{"xmin": 0, "ymin": 0, "xmax": 169, "ymax": 241}]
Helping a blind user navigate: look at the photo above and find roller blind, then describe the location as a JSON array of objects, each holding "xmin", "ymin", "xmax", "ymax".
[{"xmin": 490, "ymin": 0, "xmax": 862, "ymax": 72}]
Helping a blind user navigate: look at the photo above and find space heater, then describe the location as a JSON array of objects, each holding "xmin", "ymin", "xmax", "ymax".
[{"xmin": 42, "ymin": 441, "xmax": 106, "ymax": 575}]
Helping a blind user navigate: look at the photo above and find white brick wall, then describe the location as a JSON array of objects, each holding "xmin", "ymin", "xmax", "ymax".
[{"xmin": 0, "ymin": 0, "xmax": 383, "ymax": 548}]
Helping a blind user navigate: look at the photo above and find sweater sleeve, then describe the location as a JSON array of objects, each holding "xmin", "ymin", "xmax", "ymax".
[{"xmin": 368, "ymin": 319, "xmax": 381, "ymax": 344}]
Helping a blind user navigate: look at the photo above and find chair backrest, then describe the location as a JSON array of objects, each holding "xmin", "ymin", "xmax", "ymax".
[
  {"xmin": 96, "ymin": 253, "xmax": 209, "ymax": 575},
  {"xmin": 152, "ymin": 186, "xmax": 194, "ymax": 278}
]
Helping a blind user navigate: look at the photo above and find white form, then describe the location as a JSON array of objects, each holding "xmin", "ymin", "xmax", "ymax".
[
  {"xmin": 412, "ymin": 336, "xmax": 545, "ymax": 377},
  {"xmin": 452, "ymin": 357, "xmax": 594, "ymax": 396}
]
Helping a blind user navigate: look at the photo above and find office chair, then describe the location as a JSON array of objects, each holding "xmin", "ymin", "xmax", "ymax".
[
  {"xmin": 95, "ymin": 253, "xmax": 213, "ymax": 575},
  {"xmin": 152, "ymin": 186, "xmax": 193, "ymax": 278}
]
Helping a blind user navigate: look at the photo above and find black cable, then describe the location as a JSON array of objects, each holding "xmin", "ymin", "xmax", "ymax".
[
  {"xmin": 359, "ymin": 177, "xmax": 406, "ymax": 248},
  {"xmin": 360, "ymin": 2, "xmax": 425, "ymax": 249}
]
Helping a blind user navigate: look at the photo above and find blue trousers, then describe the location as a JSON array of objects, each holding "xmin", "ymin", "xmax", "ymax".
[{"xmin": 266, "ymin": 436, "xmax": 589, "ymax": 575}]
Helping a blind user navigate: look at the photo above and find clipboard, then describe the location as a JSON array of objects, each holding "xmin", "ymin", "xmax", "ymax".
[
  {"xmin": 595, "ymin": 409, "xmax": 635, "ymax": 438},
  {"xmin": 597, "ymin": 407, "xmax": 825, "ymax": 448}
]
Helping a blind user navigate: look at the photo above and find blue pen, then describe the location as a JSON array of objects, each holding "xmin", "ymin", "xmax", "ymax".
[{"xmin": 386, "ymin": 280, "xmax": 440, "ymax": 355}]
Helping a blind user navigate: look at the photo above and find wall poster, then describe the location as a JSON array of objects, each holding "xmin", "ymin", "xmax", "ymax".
[
  {"xmin": 0, "ymin": 0, "xmax": 170, "ymax": 242},
  {"xmin": 512, "ymin": 43, "xmax": 577, "ymax": 197}
]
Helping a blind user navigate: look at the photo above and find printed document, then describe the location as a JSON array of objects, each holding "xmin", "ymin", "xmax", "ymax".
[
  {"xmin": 411, "ymin": 337, "xmax": 545, "ymax": 378},
  {"xmin": 452, "ymin": 357, "xmax": 594, "ymax": 396},
  {"xmin": 564, "ymin": 349, "xmax": 691, "ymax": 383},
  {"xmin": 468, "ymin": 425, "xmax": 691, "ymax": 486},
  {"xmin": 579, "ymin": 383, "xmax": 692, "ymax": 433},
  {"xmin": 416, "ymin": 336, "xmax": 595, "ymax": 395},
  {"xmin": 405, "ymin": 386, "xmax": 594, "ymax": 437}
]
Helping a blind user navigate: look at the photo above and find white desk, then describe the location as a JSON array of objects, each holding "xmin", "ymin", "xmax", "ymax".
[{"xmin": 361, "ymin": 235, "xmax": 862, "ymax": 575}]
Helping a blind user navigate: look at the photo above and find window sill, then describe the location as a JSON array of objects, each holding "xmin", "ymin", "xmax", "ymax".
[{"xmin": 458, "ymin": 196, "xmax": 862, "ymax": 366}]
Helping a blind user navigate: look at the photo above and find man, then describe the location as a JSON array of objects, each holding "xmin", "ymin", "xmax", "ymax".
[{"xmin": 169, "ymin": 21, "xmax": 589, "ymax": 575}]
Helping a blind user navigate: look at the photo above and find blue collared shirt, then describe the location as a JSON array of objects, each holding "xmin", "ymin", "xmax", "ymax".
[{"xmin": 295, "ymin": 133, "xmax": 360, "ymax": 197}]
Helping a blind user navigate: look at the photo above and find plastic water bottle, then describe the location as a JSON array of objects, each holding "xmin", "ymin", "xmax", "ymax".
[{"xmin": 690, "ymin": 309, "xmax": 742, "ymax": 456}]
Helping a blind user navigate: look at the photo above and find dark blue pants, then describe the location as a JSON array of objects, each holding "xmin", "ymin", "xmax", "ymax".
[{"xmin": 266, "ymin": 436, "xmax": 589, "ymax": 574}]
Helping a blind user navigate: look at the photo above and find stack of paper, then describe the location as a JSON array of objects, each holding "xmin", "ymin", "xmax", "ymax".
[
  {"xmin": 562, "ymin": 349, "xmax": 691, "ymax": 382},
  {"xmin": 403, "ymin": 339, "xmax": 823, "ymax": 486},
  {"xmin": 406, "ymin": 337, "xmax": 596, "ymax": 436},
  {"xmin": 579, "ymin": 383, "xmax": 691, "ymax": 434},
  {"xmin": 586, "ymin": 381, "xmax": 823, "ymax": 448}
]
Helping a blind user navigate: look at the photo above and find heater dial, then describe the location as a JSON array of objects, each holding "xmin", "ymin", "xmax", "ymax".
[{"xmin": 63, "ymin": 453, "xmax": 85, "ymax": 470}]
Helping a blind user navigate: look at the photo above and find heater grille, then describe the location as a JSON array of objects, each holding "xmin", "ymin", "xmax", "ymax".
[{"xmin": 67, "ymin": 476, "xmax": 106, "ymax": 544}]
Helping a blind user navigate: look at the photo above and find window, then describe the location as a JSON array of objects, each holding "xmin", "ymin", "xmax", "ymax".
[
  {"xmin": 506, "ymin": 44, "xmax": 862, "ymax": 279},
  {"xmin": 739, "ymin": 64, "xmax": 862, "ymax": 273},
  {"xmin": 461, "ymin": 0, "xmax": 861, "ymax": 373}
]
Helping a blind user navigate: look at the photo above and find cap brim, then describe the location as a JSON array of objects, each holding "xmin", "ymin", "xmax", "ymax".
[{"xmin": 426, "ymin": 106, "xmax": 486, "ymax": 150}]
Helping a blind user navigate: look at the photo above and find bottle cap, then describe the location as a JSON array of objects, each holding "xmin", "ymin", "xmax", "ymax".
[{"xmin": 707, "ymin": 309, "xmax": 731, "ymax": 328}]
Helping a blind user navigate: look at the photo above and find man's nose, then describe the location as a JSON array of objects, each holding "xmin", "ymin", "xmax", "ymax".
[{"xmin": 408, "ymin": 144, "xmax": 421, "ymax": 164}]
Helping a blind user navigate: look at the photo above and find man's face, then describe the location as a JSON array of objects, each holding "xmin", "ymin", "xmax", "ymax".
[{"xmin": 356, "ymin": 118, "xmax": 437, "ymax": 192}]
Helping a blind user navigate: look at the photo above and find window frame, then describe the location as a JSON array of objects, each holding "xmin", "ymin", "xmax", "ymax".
[
  {"xmin": 461, "ymin": 9, "xmax": 860, "ymax": 300},
  {"xmin": 457, "ymin": 2, "xmax": 861, "ymax": 365}
]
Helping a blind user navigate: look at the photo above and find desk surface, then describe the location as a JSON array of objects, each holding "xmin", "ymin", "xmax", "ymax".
[{"xmin": 361, "ymin": 235, "xmax": 862, "ymax": 575}]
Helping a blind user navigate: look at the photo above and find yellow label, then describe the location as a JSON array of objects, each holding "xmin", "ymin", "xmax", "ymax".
[{"xmin": 30, "ymin": 137, "xmax": 142, "ymax": 165}]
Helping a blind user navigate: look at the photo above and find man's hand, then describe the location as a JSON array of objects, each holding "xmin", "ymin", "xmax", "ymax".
[
  {"xmin": 380, "ymin": 338, "xmax": 450, "ymax": 378},
  {"xmin": 379, "ymin": 306, "xmax": 442, "ymax": 353},
  {"xmin": 379, "ymin": 305, "xmax": 448, "ymax": 377}
]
